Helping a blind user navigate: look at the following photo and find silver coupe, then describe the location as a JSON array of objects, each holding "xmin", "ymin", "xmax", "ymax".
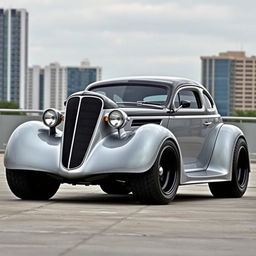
[{"xmin": 4, "ymin": 77, "xmax": 250, "ymax": 204}]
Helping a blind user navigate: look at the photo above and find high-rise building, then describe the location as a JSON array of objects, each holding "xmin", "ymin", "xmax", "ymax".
[
  {"xmin": 26, "ymin": 60, "xmax": 102, "ymax": 110},
  {"xmin": 201, "ymin": 51, "xmax": 256, "ymax": 116},
  {"xmin": 27, "ymin": 66, "xmax": 44, "ymax": 110},
  {"xmin": 44, "ymin": 62, "xmax": 67, "ymax": 110},
  {"xmin": 0, "ymin": 9, "xmax": 28, "ymax": 108}
]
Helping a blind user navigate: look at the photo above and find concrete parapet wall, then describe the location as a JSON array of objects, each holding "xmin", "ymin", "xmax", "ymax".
[{"xmin": 0, "ymin": 113, "xmax": 256, "ymax": 160}]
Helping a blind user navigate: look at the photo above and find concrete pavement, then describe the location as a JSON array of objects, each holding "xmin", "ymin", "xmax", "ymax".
[{"xmin": 0, "ymin": 153, "xmax": 255, "ymax": 256}]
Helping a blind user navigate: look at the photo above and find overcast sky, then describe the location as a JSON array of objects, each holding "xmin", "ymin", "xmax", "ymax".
[{"xmin": 2, "ymin": 0, "xmax": 256, "ymax": 81}]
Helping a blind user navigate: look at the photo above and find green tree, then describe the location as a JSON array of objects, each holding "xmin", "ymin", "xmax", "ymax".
[
  {"xmin": 0, "ymin": 101, "xmax": 23, "ymax": 115},
  {"xmin": 232, "ymin": 110, "xmax": 256, "ymax": 117},
  {"xmin": 0, "ymin": 101, "xmax": 19, "ymax": 109}
]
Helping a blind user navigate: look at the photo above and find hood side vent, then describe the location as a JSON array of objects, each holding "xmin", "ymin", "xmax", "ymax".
[{"xmin": 131, "ymin": 119, "xmax": 162, "ymax": 127}]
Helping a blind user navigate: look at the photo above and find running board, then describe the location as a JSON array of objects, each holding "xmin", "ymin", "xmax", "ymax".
[{"xmin": 180, "ymin": 169, "xmax": 231, "ymax": 185}]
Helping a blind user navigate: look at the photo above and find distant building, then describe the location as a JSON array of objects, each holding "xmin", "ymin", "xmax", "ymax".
[
  {"xmin": 44, "ymin": 63, "xmax": 67, "ymax": 110},
  {"xmin": 27, "ymin": 66, "xmax": 44, "ymax": 110},
  {"xmin": 67, "ymin": 59, "xmax": 102, "ymax": 96},
  {"xmin": 26, "ymin": 60, "xmax": 102, "ymax": 110},
  {"xmin": 0, "ymin": 9, "xmax": 28, "ymax": 108},
  {"xmin": 201, "ymin": 51, "xmax": 256, "ymax": 116}
]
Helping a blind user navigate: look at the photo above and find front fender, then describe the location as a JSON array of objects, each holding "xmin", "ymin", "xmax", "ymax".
[
  {"xmin": 4, "ymin": 122, "xmax": 183, "ymax": 179},
  {"xmin": 4, "ymin": 121, "xmax": 62, "ymax": 173},
  {"xmin": 84, "ymin": 124, "xmax": 182, "ymax": 175}
]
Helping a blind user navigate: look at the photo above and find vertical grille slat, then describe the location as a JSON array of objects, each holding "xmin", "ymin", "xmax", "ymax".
[
  {"xmin": 62, "ymin": 96, "xmax": 103, "ymax": 169},
  {"xmin": 62, "ymin": 97, "xmax": 79, "ymax": 168}
]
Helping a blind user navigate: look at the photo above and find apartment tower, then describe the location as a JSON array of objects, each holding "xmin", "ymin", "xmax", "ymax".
[
  {"xmin": 0, "ymin": 9, "xmax": 28, "ymax": 108},
  {"xmin": 201, "ymin": 51, "xmax": 256, "ymax": 116}
]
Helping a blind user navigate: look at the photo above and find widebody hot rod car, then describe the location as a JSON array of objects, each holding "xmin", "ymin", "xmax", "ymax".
[{"xmin": 4, "ymin": 77, "xmax": 250, "ymax": 204}]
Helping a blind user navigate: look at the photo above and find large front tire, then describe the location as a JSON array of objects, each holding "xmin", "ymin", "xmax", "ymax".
[
  {"xmin": 131, "ymin": 140, "xmax": 180, "ymax": 205},
  {"xmin": 6, "ymin": 169, "xmax": 60, "ymax": 200},
  {"xmin": 100, "ymin": 180, "xmax": 131, "ymax": 195},
  {"xmin": 209, "ymin": 138, "xmax": 250, "ymax": 198}
]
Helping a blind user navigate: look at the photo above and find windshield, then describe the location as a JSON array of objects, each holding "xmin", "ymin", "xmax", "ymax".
[{"xmin": 89, "ymin": 84, "xmax": 170, "ymax": 107}]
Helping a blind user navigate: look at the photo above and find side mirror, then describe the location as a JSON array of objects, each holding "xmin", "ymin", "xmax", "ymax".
[
  {"xmin": 174, "ymin": 100, "xmax": 191, "ymax": 112},
  {"xmin": 180, "ymin": 100, "xmax": 190, "ymax": 108}
]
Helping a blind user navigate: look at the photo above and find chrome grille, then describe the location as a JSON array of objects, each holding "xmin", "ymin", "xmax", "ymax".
[{"xmin": 62, "ymin": 96, "xmax": 103, "ymax": 169}]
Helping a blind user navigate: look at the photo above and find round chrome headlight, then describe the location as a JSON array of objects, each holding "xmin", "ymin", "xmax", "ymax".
[
  {"xmin": 42, "ymin": 109, "xmax": 62, "ymax": 128},
  {"xmin": 108, "ymin": 110, "xmax": 128, "ymax": 129}
]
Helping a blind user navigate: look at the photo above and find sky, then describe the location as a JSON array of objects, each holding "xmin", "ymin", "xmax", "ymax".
[{"xmin": 1, "ymin": 0, "xmax": 256, "ymax": 81}]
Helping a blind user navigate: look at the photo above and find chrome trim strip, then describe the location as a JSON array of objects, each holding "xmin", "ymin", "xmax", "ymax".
[
  {"xmin": 170, "ymin": 114, "xmax": 221, "ymax": 119},
  {"xmin": 129, "ymin": 114, "xmax": 221, "ymax": 120},
  {"xmin": 130, "ymin": 116, "xmax": 169, "ymax": 120}
]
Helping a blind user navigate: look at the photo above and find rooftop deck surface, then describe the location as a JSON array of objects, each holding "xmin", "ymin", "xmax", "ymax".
[{"xmin": 0, "ymin": 154, "xmax": 255, "ymax": 256}]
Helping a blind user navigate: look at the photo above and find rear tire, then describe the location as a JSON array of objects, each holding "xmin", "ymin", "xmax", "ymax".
[
  {"xmin": 131, "ymin": 140, "xmax": 180, "ymax": 205},
  {"xmin": 100, "ymin": 180, "xmax": 131, "ymax": 195},
  {"xmin": 6, "ymin": 169, "xmax": 60, "ymax": 200},
  {"xmin": 209, "ymin": 138, "xmax": 250, "ymax": 198}
]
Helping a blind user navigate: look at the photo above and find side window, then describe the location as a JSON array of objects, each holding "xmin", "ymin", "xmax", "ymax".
[
  {"xmin": 143, "ymin": 95, "xmax": 167, "ymax": 102},
  {"xmin": 174, "ymin": 94, "xmax": 180, "ymax": 108},
  {"xmin": 203, "ymin": 92, "xmax": 214, "ymax": 109},
  {"xmin": 178, "ymin": 89, "xmax": 202, "ymax": 109}
]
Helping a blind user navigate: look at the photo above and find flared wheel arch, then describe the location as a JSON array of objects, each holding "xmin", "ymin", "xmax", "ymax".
[
  {"xmin": 231, "ymin": 135, "xmax": 251, "ymax": 174},
  {"xmin": 131, "ymin": 138, "xmax": 181, "ymax": 204},
  {"xmin": 208, "ymin": 136, "xmax": 250, "ymax": 198}
]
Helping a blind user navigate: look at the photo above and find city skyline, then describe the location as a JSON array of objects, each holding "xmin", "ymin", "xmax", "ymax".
[
  {"xmin": 27, "ymin": 60, "xmax": 102, "ymax": 110},
  {"xmin": 1, "ymin": 0, "xmax": 256, "ymax": 81}
]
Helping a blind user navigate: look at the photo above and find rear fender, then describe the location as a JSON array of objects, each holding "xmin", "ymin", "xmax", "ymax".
[{"xmin": 206, "ymin": 124, "xmax": 248, "ymax": 180}]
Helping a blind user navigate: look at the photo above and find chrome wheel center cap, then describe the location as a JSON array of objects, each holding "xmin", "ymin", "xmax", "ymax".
[{"xmin": 159, "ymin": 166, "xmax": 164, "ymax": 176}]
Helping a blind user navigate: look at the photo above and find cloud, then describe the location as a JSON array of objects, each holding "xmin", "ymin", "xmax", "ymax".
[{"xmin": 1, "ymin": 0, "xmax": 256, "ymax": 81}]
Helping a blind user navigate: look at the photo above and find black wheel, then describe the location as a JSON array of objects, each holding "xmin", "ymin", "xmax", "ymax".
[
  {"xmin": 209, "ymin": 138, "xmax": 250, "ymax": 198},
  {"xmin": 6, "ymin": 169, "xmax": 60, "ymax": 200},
  {"xmin": 100, "ymin": 180, "xmax": 131, "ymax": 195},
  {"xmin": 131, "ymin": 140, "xmax": 180, "ymax": 205}
]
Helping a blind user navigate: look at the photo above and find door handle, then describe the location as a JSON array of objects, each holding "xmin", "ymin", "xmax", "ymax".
[{"xmin": 203, "ymin": 121, "xmax": 212, "ymax": 127}]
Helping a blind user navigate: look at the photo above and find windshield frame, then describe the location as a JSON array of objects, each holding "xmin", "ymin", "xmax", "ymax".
[{"xmin": 88, "ymin": 81, "xmax": 172, "ymax": 108}]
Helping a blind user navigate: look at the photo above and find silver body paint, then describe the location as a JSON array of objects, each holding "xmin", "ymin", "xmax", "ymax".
[
  {"xmin": 4, "ymin": 76, "xmax": 248, "ymax": 185},
  {"xmin": 4, "ymin": 119, "xmax": 182, "ymax": 180}
]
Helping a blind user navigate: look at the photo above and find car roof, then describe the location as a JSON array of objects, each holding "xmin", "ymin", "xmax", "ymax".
[{"xmin": 86, "ymin": 76, "xmax": 205, "ymax": 91}]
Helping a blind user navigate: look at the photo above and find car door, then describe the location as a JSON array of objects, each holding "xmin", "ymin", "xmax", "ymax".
[
  {"xmin": 168, "ymin": 86, "xmax": 217, "ymax": 171},
  {"xmin": 197, "ymin": 90, "xmax": 222, "ymax": 169}
]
